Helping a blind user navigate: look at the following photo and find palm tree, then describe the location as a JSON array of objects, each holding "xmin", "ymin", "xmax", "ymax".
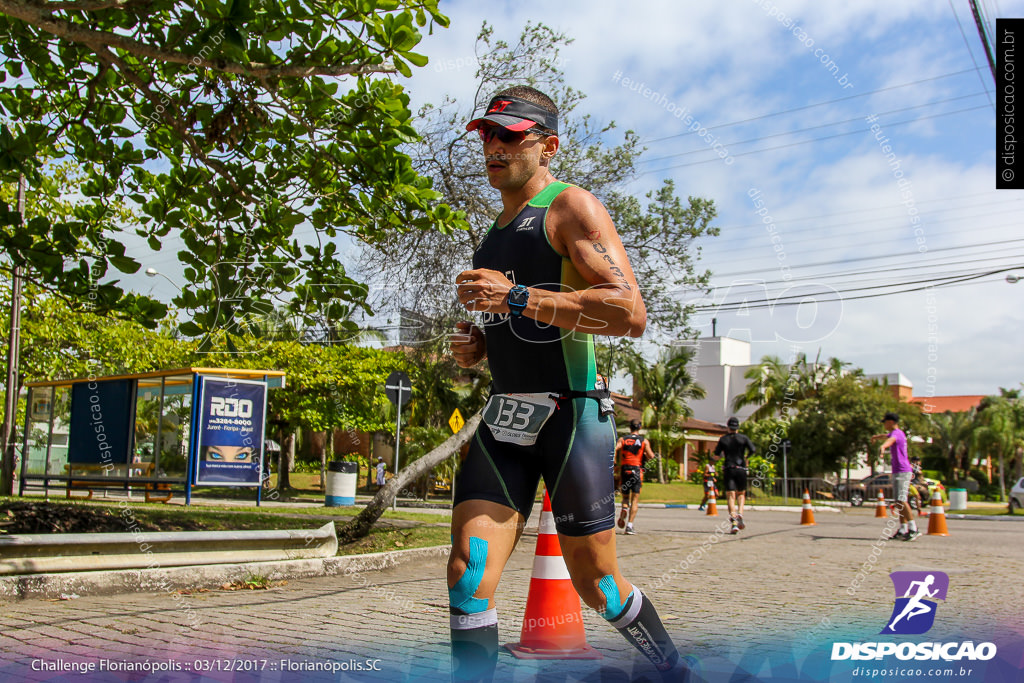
[
  {"xmin": 733, "ymin": 350, "xmax": 852, "ymax": 421},
  {"xmin": 732, "ymin": 355, "xmax": 793, "ymax": 421},
  {"xmin": 629, "ymin": 346, "xmax": 706, "ymax": 483},
  {"xmin": 928, "ymin": 410, "xmax": 974, "ymax": 479}
]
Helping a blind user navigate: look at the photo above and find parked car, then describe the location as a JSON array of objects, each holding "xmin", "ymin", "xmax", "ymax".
[
  {"xmin": 836, "ymin": 473, "xmax": 929, "ymax": 508},
  {"xmin": 1010, "ymin": 477, "xmax": 1024, "ymax": 513}
]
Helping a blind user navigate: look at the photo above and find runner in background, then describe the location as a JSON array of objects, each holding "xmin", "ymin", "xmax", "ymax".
[{"xmin": 616, "ymin": 419, "xmax": 656, "ymax": 535}]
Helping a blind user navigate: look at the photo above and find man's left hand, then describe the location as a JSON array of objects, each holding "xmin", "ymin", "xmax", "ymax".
[{"xmin": 456, "ymin": 268, "xmax": 515, "ymax": 314}]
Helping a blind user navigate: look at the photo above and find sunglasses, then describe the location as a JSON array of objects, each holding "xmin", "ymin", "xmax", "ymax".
[{"xmin": 476, "ymin": 124, "xmax": 552, "ymax": 144}]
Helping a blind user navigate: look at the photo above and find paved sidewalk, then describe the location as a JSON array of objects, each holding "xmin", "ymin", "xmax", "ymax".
[{"xmin": 1, "ymin": 507, "xmax": 1022, "ymax": 682}]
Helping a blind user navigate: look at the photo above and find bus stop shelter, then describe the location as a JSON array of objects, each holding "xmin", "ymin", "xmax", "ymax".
[{"xmin": 18, "ymin": 368, "xmax": 286, "ymax": 503}]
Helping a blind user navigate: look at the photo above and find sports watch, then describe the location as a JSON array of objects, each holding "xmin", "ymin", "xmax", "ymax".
[{"xmin": 506, "ymin": 284, "xmax": 529, "ymax": 317}]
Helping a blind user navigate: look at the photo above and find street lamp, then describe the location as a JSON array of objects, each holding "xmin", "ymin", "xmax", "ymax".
[{"xmin": 145, "ymin": 267, "xmax": 179, "ymax": 295}]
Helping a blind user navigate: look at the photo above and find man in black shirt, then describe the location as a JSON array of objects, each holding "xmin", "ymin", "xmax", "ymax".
[{"xmin": 713, "ymin": 417, "xmax": 756, "ymax": 534}]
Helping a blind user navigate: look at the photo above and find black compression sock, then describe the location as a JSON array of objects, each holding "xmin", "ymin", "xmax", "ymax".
[
  {"xmin": 608, "ymin": 587, "xmax": 680, "ymax": 673},
  {"xmin": 450, "ymin": 607, "xmax": 498, "ymax": 683}
]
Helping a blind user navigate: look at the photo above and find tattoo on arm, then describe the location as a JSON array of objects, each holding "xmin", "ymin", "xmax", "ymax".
[{"xmin": 591, "ymin": 242, "xmax": 633, "ymax": 291}]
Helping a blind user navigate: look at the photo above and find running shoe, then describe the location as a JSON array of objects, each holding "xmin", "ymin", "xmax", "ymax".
[
  {"xmin": 625, "ymin": 525, "xmax": 637, "ymax": 535},
  {"xmin": 618, "ymin": 511, "xmax": 627, "ymax": 528},
  {"xmin": 736, "ymin": 515, "xmax": 745, "ymax": 530},
  {"xmin": 904, "ymin": 530, "xmax": 922, "ymax": 541}
]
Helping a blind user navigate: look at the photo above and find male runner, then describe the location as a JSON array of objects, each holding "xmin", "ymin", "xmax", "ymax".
[
  {"xmin": 616, "ymin": 419, "xmax": 656, "ymax": 535},
  {"xmin": 871, "ymin": 412, "xmax": 920, "ymax": 541},
  {"xmin": 713, "ymin": 417, "xmax": 755, "ymax": 534},
  {"xmin": 449, "ymin": 86, "xmax": 692, "ymax": 682}
]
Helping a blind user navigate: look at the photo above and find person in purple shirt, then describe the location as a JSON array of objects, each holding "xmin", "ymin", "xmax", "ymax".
[{"xmin": 871, "ymin": 412, "xmax": 920, "ymax": 541}]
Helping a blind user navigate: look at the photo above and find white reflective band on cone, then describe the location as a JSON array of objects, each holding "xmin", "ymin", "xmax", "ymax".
[
  {"xmin": 539, "ymin": 510, "xmax": 556, "ymax": 535},
  {"xmin": 532, "ymin": 554, "xmax": 571, "ymax": 580}
]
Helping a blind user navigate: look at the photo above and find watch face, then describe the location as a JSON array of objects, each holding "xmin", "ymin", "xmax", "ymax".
[{"xmin": 509, "ymin": 286, "xmax": 528, "ymax": 307}]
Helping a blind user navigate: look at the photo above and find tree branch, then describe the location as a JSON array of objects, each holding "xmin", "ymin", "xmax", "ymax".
[
  {"xmin": 90, "ymin": 45, "xmax": 253, "ymax": 201},
  {"xmin": 337, "ymin": 411, "xmax": 481, "ymax": 544},
  {"xmin": 42, "ymin": 1, "xmax": 145, "ymax": 10},
  {"xmin": 0, "ymin": 0, "xmax": 395, "ymax": 78}
]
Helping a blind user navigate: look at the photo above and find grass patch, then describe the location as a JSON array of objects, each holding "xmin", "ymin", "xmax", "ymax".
[
  {"xmin": 339, "ymin": 524, "xmax": 450, "ymax": 556},
  {"xmin": 0, "ymin": 498, "xmax": 451, "ymax": 556},
  {"xmin": 221, "ymin": 572, "xmax": 285, "ymax": 591},
  {"xmin": 949, "ymin": 506, "xmax": 1016, "ymax": 516}
]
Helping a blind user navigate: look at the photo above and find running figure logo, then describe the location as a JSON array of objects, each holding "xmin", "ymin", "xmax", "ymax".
[{"xmin": 881, "ymin": 571, "xmax": 949, "ymax": 635}]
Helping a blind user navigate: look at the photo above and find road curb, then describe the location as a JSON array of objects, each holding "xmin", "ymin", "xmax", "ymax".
[
  {"xmin": 946, "ymin": 513, "xmax": 1023, "ymax": 522},
  {"xmin": 0, "ymin": 544, "xmax": 452, "ymax": 601},
  {"xmin": 637, "ymin": 503, "xmax": 843, "ymax": 513}
]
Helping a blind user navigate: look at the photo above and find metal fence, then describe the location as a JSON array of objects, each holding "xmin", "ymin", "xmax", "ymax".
[{"xmin": 747, "ymin": 476, "xmax": 840, "ymax": 505}]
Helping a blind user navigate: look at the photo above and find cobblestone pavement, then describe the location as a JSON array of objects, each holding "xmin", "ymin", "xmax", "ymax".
[{"xmin": 1, "ymin": 507, "xmax": 1022, "ymax": 682}]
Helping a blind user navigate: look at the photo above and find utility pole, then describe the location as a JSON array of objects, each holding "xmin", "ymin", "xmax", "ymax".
[
  {"xmin": 968, "ymin": 0, "xmax": 997, "ymax": 84},
  {"xmin": 0, "ymin": 175, "xmax": 25, "ymax": 495}
]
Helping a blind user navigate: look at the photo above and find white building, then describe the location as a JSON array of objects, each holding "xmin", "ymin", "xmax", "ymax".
[{"xmin": 686, "ymin": 336, "xmax": 760, "ymax": 426}]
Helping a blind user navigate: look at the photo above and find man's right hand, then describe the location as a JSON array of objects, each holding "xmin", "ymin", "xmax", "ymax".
[{"xmin": 451, "ymin": 321, "xmax": 486, "ymax": 368}]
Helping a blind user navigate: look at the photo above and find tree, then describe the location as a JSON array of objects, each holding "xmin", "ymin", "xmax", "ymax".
[
  {"xmin": 628, "ymin": 346, "xmax": 705, "ymax": 483},
  {"xmin": 732, "ymin": 350, "xmax": 853, "ymax": 421},
  {"xmin": 731, "ymin": 355, "xmax": 794, "ymax": 422},
  {"xmin": 0, "ymin": 281, "xmax": 191, "ymax": 402},
  {"xmin": 926, "ymin": 410, "xmax": 975, "ymax": 479},
  {"xmin": 360, "ymin": 21, "xmax": 718, "ymax": 342},
  {"xmin": 338, "ymin": 411, "xmax": 481, "ymax": 544},
  {"xmin": 972, "ymin": 394, "xmax": 1024, "ymax": 502},
  {"xmin": 785, "ymin": 374, "xmax": 926, "ymax": 479},
  {"xmin": 0, "ymin": 1, "xmax": 454, "ymax": 332}
]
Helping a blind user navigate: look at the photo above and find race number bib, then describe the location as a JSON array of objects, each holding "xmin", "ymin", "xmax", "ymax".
[{"xmin": 482, "ymin": 393, "xmax": 559, "ymax": 446}]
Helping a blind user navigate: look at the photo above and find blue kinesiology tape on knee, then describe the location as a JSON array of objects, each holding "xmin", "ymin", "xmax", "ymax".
[
  {"xmin": 449, "ymin": 536, "xmax": 488, "ymax": 613},
  {"xmin": 599, "ymin": 574, "xmax": 634, "ymax": 620}
]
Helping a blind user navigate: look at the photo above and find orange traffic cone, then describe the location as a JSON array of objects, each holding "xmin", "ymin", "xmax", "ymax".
[
  {"xmin": 926, "ymin": 490, "xmax": 949, "ymax": 536},
  {"xmin": 505, "ymin": 491, "xmax": 601, "ymax": 660},
  {"xmin": 706, "ymin": 489, "xmax": 719, "ymax": 516},
  {"xmin": 875, "ymin": 491, "xmax": 888, "ymax": 518},
  {"xmin": 799, "ymin": 490, "xmax": 816, "ymax": 526}
]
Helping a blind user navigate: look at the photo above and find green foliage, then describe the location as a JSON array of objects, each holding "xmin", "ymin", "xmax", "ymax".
[
  {"xmin": 786, "ymin": 374, "xmax": 926, "ymax": 476},
  {"xmin": 199, "ymin": 336, "xmax": 408, "ymax": 434},
  {"xmin": 0, "ymin": 1, "xmax": 456, "ymax": 332},
  {"xmin": 0, "ymin": 282, "xmax": 189, "ymax": 382},
  {"xmin": 398, "ymin": 425, "xmax": 451, "ymax": 498},
  {"xmin": 628, "ymin": 345, "xmax": 705, "ymax": 483},
  {"xmin": 732, "ymin": 351, "xmax": 853, "ymax": 421},
  {"xmin": 645, "ymin": 455, "xmax": 679, "ymax": 481}
]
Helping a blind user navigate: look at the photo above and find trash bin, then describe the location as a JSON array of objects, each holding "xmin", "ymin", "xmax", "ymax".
[
  {"xmin": 948, "ymin": 488, "xmax": 967, "ymax": 511},
  {"xmin": 326, "ymin": 461, "xmax": 358, "ymax": 507}
]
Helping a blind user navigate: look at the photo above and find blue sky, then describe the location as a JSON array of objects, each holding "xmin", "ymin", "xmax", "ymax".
[{"xmin": 390, "ymin": 0, "xmax": 1024, "ymax": 397}]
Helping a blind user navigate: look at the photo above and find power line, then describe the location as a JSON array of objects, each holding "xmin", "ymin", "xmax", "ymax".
[
  {"xmin": 639, "ymin": 92, "xmax": 989, "ymax": 164},
  {"xmin": 708, "ymin": 237, "xmax": 1024, "ymax": 278},
  {"xmin": 949, "ymin": 0, "xmax": 996, "ymax": 109},
  {"xmin": 639, "ymin": 105, "xmax": 990, "ymax": 175},
  {"xmin": 639, "ymin": 68, "xmax": 981, "ymax": 144},
  {"xmin": 695, "ymin": 266, "xmax": 1021, "ymax": 312},
  {"xmin": 713, "ymin": 192, "xmax": 1021, "ymax": 231},
  {"xmin": 712, "ymin": 191, "xmax": 1015, "ymax": 231},
  {"xmin": 705, "ymin": 251, "xmax": 1024, "ymax": 291},
  {"xmin": 708, "ymin": 206, "xmax": 1023, "ymax": 248}
]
